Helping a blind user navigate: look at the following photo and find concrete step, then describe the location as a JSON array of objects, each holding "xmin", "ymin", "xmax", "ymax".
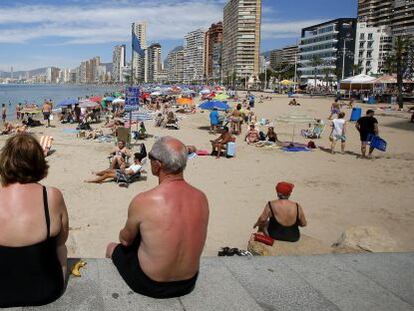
[{"xmin": 6, "ymin": 253, "xmax": 414, "ymax": 311}]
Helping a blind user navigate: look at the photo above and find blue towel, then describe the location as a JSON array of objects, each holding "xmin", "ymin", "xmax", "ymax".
[{"xmin": 282, "ymin": 146, "xmax": 310, "ymax": 152}]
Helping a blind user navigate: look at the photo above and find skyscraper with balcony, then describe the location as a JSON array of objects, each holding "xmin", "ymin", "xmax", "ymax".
[
  {"xmin": 204, "ymin": 22, "xmax": 223, "ymax": 82},
  {"xmin": 132, "ymin": 22, "xmax": 147, "ymax": 83},
  {"xmin": 298, "ymin": 18, "xmax": 357, "ymax": 82},
  {"xmin": 166, "ymin": 46, "xmax": 184, "ymax": 83},
  {"xmin": 147, "ymin": 43, "xmax": 162, "ymax": 83},
  {"xmin": 112, "ymin": 45, "xmax": 126, "ymax": 83},
  {"xmin": 222, "ymin": 0, "xmax": 262, "ymax": 83},
  {"xmin": 358, "ymin": 0, "xmax": 413, "ymax": 39},
  {"xmin": 184, "ymin": 29, "xmax": 205, "ymax": 84}
]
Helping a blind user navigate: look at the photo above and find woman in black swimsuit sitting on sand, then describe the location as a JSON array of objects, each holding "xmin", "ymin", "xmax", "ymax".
[{"xmin": 254, "ymin": 182, "xmax": 307, "ymax": 242}]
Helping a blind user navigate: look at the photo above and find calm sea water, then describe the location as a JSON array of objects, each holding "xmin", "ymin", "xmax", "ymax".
[{"xmin": 0, "ymin": 84, "xmax": 121, "ymax": 119}]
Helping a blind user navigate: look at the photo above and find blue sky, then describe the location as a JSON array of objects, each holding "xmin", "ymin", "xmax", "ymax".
[{"xmin": 0, "ymin": 0, "xmax": 357, "ymax": 71}]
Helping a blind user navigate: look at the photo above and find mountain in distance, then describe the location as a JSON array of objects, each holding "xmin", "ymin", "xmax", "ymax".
[
  {"xmin": 261, "ymin": 50, "xmax": 272, "ymax": 61},
  {"xmin": 0, "ymin": 67, "xmax": 49, "ymax": 79}
]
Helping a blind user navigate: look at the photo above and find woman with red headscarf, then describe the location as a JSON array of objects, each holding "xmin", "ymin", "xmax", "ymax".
[{"xmin": 253, "ymin": 182, "xmax": 307, "ymax": 242}]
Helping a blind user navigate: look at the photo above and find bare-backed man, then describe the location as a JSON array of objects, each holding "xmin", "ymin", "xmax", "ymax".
[{"xmin": 106, "ymin": 136, "xmax": 209, "ymax": 298}]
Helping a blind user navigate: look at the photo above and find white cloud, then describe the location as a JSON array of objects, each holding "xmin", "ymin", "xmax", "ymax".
[
  {"xmin": 0, "ymin": 2, "xmax": 223, "ymax": 44},
  {"xmin": 261, "ymin": 19, "xmax": 324, "ymax": 40}
]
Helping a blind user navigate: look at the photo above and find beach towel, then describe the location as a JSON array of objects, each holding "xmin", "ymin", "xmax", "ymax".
[{"xmin": 282, "ymin": 146, "xmax": 310, "ymax": 152}]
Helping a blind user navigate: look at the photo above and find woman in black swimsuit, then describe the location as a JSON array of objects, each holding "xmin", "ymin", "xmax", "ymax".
[
  {"xmin": 254, "ymin": 182, "xmax": 307, "ymax": 242},
  {"xmin": 0, "ymin": 134, "xmax": 69, "ymax": 307}
]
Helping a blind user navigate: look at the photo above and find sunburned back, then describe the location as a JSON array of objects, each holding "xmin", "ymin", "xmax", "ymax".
[
  {"xmin": 0, "ymin": 184, "xmax": 61, "ymax": 247},
  {"xmin": 271, "ymin": 200, "xmax": 298, "ymax": 226},
  {"xmin": 138, "ymin": 181, "xmax": 208, "ymax": 282}
]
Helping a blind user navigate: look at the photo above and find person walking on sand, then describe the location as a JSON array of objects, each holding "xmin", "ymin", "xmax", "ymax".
[
  {"xmin": 2, "ymin": 104, "xmax": 6, "ymax": 124},
  {"xmin": 330, "ymin": 112, "xmax": 347, "ymax": 154},
  {"xmin": 356, "ymin": 109, "xmax": 379, "ymax": 159},
  {"xmin": 106, "ymin": 136, "xmax": 209, "ymax": 298},
  {"xmin": 42, "ymin": 100, "xmax": 53, "ymax": 127}
]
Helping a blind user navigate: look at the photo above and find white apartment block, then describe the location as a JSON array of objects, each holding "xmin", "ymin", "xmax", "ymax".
[
  {"xmin": 132, "ymin": 22, "xmax": 147, "ymax": 83},
  {"xmin": 184, "ymin": 29, "xmax": 205, "ymax": 84},
  {"xmin": 147, "ymin": 43, "xmax": 162, "ymax": 83},
  {"xmin": 222, "ymin": 0, "xmax": 262, "ymax": 81},
  {"xmin": 354, "ymin": 22, "xmax": 393, "ymax": 75},
  {"xmin": 112, "ymin": 45, "xmax": 126, "ymax": 83},
  {"xmin": 167, "ymin": 46, "xmax": 185, "ymax": 83}
]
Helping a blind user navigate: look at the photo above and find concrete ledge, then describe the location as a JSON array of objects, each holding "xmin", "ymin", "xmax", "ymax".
[{"xmin": 6, "ymin": 253, "xmax": 414, "ymax": 310}]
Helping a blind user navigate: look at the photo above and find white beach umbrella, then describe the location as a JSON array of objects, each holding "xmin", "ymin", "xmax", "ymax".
[
  {"xmin": 276, "ymin": 113, "xmax": 314, "ymax": 142},
  {"xmin": 112, "ymin": 98, "xmax": 125, "ymax": 104}
]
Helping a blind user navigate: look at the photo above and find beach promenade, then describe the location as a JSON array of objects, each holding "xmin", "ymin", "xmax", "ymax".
[{"xmin": 6, "ymin": 252, "xmax": 414, "ymax": 310}]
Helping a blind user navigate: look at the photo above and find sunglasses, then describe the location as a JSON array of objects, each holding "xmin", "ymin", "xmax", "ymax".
[{"xmin": 148, "ymin": 152, "xmax": 161, "ymax": 162}]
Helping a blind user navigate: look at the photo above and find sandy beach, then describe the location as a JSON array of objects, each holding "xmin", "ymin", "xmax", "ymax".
[{"xmin": 1, "ymin": 93, "xmax": 414, "ymax": 257}]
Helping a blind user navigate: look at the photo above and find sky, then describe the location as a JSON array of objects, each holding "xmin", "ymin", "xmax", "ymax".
[{"xmin": 0, "ymin": 0, "xmax": 357, "ymax": 72}]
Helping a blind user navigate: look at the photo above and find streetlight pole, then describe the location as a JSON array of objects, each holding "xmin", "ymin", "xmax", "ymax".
[
  {"xmin": 341, "ymin": 38, "xmax": 352, "ymax": 80},
  {"xmin": 294, "ymin": 53, "xmax": 298, "ymax": 92}
]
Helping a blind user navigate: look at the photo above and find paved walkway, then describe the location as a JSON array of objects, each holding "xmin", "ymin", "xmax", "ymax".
[{"xmin": 7, "ymin": 253, "xmax": 414, "ymax": 310}]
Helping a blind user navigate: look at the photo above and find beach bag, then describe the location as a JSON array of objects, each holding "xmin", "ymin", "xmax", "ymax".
[
  {"xmin": 369, "ymin": 135, "xmax": 387, "ymax": 152},
  {"xmin": 49, "ymin": 114, "xmax": 54, "ymax": 121},
  {"xmin": 226, "ymin": 142, "xmax": 236, "ymax": 157},
  {"xmin": 253, "ymin": 233, "xmax": 274, "ymax": 246}
]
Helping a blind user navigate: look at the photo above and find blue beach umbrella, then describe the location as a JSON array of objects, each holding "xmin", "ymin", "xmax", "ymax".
[
  {"xmin": 104, "ymin": 96, "xmax": 115, "ymax": 102},
  {"xmin": 198, "ymin": 100, "xmax": 230, "ymax": 111},
  {"xmin": 57, "ymin": 98, "xmax": 78, "ymax": 108}
]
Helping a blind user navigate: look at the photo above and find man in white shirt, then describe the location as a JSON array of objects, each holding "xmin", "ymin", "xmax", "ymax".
[
  {"xmin": 330, "ymin": 112, "xmax": 346, "ymax": 154},
  {"xmin": 85, "ymin": 153, "xmax": 144, "ymax": 184}
]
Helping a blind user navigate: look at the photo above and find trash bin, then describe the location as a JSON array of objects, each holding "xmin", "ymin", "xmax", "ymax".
[
  {"xmin": 368, "ymin": 96, "xmax": 377, "ymax": 104},
  {"xmin": 350, "ymin": 107, "xmax": 362, "ymax": 121}
]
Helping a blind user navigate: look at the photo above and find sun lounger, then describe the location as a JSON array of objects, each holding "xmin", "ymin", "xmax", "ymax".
[
  {"xmin": 301, "ymin": 124, "xmax": 325, "ymax": 139},
  {"xmin": 117, "ymin": 158, "xmax": 147, "ymax": 188},
  {"xmin": 39, "ymin": 135, "xmax": 53, "ymax": 156}
]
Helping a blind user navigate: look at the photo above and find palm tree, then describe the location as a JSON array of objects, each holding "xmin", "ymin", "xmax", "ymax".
[
  {"xmin": 394, "ymin": 37, "xmax": 411, "ymax": 109},
  {"xmin": 322, "ymin": 67, "xmax": 332, "ymax": 91},
  {"xmin": 380, "ymin": 55, "xmax": 396, "ymax": 75},
  {"xmin": 352, "ymin": 63, "xmax": 362, "ymax": 76},
  {"xmin": 309, "ymin": 55, "xmax": 323, "ymax": 87}
]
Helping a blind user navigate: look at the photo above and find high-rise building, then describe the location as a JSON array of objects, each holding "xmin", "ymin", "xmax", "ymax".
[
  {"xmin": 46, "ymin": 67, "xmax": 60, "ymax": 84},
  {"xmin": 222, "ymin": 0, "xmax": 262, "ymax": 82},
  {"xmin": 270, "ymin": 45, "xmax": 298, "ymax": 70},
  {"xmin": 354, "ymin": 22, "xmax": 393, "ymax": 75},
  {"xmin": 358, "ymin": 0, "xmax": 393, "ymax": 27},
  {"xmin": 166, "ymin": 46, "xmax": 185, "ymax": 83},
  {"xmin": 392, "ymin": 0, "xmax": 414, "ymax": 39},
  {"xmin": 184, "ymin": 29, "xmax": 205, "ymax": 84},
  {"xmin": 147, "ymin": 43, "xmax": 162, "ymax": 83},
  {"xmin": 112, "ymin": 45, "xmax": 126, "ymax": 83},
  {"xmin": 204, "ymin": 22, "xmax": 223, "ymax": 82},
  {"xmin": 298, "ymin": 18, "xmax": 357, "ymax": 82},
  {"xmin": 132, "ymin": 22, "xmax": 147, "ymax": 83},
  {"xmin": 358, "ymin": 0, "xmax": 413, "ymax": 39}
]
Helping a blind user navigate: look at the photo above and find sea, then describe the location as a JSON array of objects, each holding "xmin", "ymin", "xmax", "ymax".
[{"xmin": 0, "ymin": 84, "xmax": 121, "ymax": 119}]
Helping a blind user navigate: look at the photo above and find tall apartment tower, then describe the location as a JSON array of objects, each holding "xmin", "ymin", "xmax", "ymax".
[
  {"xmin": 392, "ymin": 0, "xmax": 414, "ymax": 38},
  {"xmin": 112, "ymin": 45, "xmax": 126, "ymax": 83},
  {"xmin": 222, "ymin": 0, "xmax": 262, "ymax": 82},
  {"xmin": 358, "ymin": 0, "xmax": 413, "ymax": 39},
  {"xmin": 358, "ymin": 0, "xmax": 393, "ymax": 27},
  {"xmin": 204, "ymin": 22, "xmax": 223, "ymax": 83},
  {"xmin": 132, "ymin": 22, "xmax": 147, "ymax": 83},
  {"xmin": 147, "ymin": 43, "xmax": 162, "ymax": 83},
  {"xmin": 184, "ymin": 29, "xmax": 205, "ymax": 84},
  {"xmin": 166, "ymin": 46, "xmax": 185, "ymax": 83}
]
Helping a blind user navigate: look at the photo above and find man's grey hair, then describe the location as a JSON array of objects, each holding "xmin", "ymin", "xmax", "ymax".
[
  {"xmin": 277, "ymin": 193, "xmax": 290, "ymax": 200},
  {"xmin": 150, "ymin": 136, "xmax": 187, "ymax": 174}
]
